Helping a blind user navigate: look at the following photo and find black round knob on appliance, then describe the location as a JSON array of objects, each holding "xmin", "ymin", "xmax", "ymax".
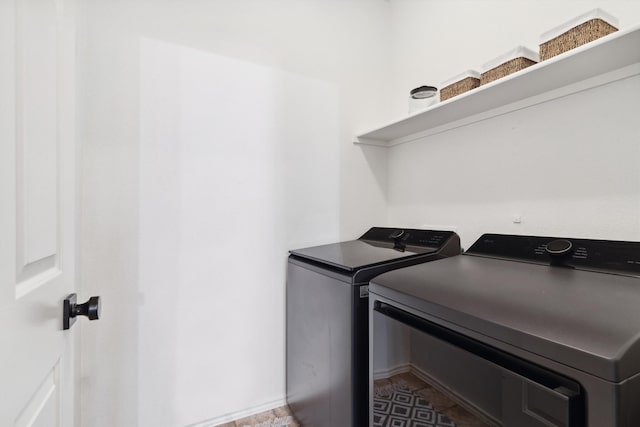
[
  {"xmin": 390, "ymin": 229, "xmax": 405, "ymax": 239},
  {"xmin": 545, "ymin": 239, "xmax": 573, "ymax": 256},
  {"xmin": 74, "ymin": 296, "xmax": 101, "ymax": 321}
]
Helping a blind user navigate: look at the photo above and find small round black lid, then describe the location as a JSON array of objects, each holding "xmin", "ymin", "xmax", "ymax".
[{"xmin": 410, "ymin": 85, "xmax": 438, "ymax": 99}]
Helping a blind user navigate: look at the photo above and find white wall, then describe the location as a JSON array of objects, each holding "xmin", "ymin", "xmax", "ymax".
[
  {"xmin": 77, "ymin": 1, "xmax": 391, "ymax": 426},
  {"xmin": 385, "ymin": 0, "xmax": 640, "ymax": 249}
]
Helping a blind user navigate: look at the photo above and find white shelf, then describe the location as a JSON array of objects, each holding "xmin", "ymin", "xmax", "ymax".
[{"xmin": 355, "ymin": 25, "xmax": 640, "ymax": 147}]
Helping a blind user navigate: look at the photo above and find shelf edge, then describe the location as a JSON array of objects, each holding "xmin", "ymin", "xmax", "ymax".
[
  {"xmin": 386, "ymin": 63, "xmax": 640, "ymax": 147},
  {"xmin": 353, "ymin": 137, "xmax": 390, "ymax": 147}
]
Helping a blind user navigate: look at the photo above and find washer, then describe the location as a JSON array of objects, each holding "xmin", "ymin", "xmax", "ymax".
[{"xmin": 286, "ymin": 227, "xmax": 460, "ymax": 427}]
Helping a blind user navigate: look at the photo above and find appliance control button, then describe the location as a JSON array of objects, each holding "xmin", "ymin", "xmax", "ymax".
[
  {"xmin": 546, "ymin": 239, "xmax": 573, "ymax": 255},
  {"xmin": 390, "ymin": 229, "xmax": 405, "ymax": 239}
]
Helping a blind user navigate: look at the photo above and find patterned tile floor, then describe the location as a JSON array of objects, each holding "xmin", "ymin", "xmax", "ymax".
[
  {"xmin": 373, "ymin": 384, "xmax": 456, "ymax": 426},
  {"xmin": 215, "ymin": 372, "xmax": 488, "ymax": 427},
  {"xmin": 375, "ymin": 372, "xmax": 490, "ymax": 427}
]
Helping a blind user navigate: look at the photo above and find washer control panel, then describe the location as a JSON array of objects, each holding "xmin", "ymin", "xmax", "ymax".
[{"xmin": 360, "ymin": 227, "xmax": 455, "ymax": 249}]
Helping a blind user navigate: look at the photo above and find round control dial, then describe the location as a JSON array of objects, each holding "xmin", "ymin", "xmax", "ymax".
[
  {"xmin": 545, "ymin": 239, "xmax": 573, "ymax": 256},
  {"xmin": 390, "ymin": 229, "xmax": 405, "ymax": 239}
]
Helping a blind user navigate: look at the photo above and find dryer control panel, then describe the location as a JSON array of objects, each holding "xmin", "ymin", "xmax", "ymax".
[{"xmin": 467, "ymin": 233, "xmax": 640, "ymax": 275}]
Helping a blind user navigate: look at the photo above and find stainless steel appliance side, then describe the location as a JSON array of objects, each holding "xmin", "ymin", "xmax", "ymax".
[{"xmin": 286, "ymin": 259, "xmax": 353, "ymax": 426}]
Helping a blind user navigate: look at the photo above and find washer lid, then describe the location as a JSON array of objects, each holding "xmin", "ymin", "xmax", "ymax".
[
  {"xmin": 290, "ymin": 228, "xmax": 456, "ymax": 272},
  {"xmin": 290, "ymin": 240, "xmax": 433, "ymax": 271}
]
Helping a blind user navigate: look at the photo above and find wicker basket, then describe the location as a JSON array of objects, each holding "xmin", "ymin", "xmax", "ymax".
[
  {"xmin": 540, "ymin": 9, "xmax": 618, "ymax": 61},
  {"xmin": 480, "ymin": 47, "xmax": 538, "ymax": 86},
  {"xmin": 440, "ymin": 70, "xmax": 480, "ymax": 101}
]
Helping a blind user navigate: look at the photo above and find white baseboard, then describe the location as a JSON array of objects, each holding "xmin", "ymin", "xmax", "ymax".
[
  {"xmin": 373, "ymin": 362, "xmax": 411, "ymax": 380},
  {"xmin": 409, "ymin": 364, "xmax": 446, "ymax": 390},
  {"xmin": 410, "ymin": 363, "xmax": 471, "ymax": 409},
  {"xmin": 185, "ymin": 397, "xmax": 288, "ymax": 427}
]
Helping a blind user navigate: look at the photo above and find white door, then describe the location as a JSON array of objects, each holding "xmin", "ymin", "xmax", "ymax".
[{"xmin": 0, "ymin": 0, "xmax": 78, "ymax": 426}]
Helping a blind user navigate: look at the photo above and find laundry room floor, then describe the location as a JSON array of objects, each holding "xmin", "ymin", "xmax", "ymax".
[
  {"xmin": 374, "ymin": 372, "xmax": 490, "ymax": 427},
  {"xmin": 216, "ymin": 372, "xmax": 488, "ymax": 427},
  {"xmin": 215, "ymin": 405, "xmax": 299, "ymax": 427}
]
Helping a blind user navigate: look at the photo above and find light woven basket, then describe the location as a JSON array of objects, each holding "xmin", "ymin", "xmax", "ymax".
[
  {"xmin": 441, "ymin": 77, "xmax": 480, "ymax": 101},
  {"xmin": 540, "ymin": 18, "xmax": 618, "ymax": 61},
  {"xmin": 480, "ymin": 57, "xmax": 537, "ymax": 86}
]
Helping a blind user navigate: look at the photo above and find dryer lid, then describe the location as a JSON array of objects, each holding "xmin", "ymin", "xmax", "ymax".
[{"xmin": 370, "ymin": 234, "xmax": 640, "ymax": 382}]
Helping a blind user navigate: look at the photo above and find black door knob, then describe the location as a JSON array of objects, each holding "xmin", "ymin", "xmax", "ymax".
[
  {"xmin": 75, "ymin": 296, "xmax": 101, "ymax": 320},
  {"xmin": 63, "ymin": 294, "xmax": 102, "ymax": 330}
]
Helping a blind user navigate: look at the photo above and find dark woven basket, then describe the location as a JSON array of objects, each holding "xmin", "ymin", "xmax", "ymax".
[
  {"xmin": 480, "ymin": 57, "xmax": 537, "ymax": 86},
  {"xmin": 540, "ymin": 18, "xmax": 618, "ymax": 61},
  {"xmin": 441, "ymin": 77, "xmax": 481, "ymax": 101}
]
